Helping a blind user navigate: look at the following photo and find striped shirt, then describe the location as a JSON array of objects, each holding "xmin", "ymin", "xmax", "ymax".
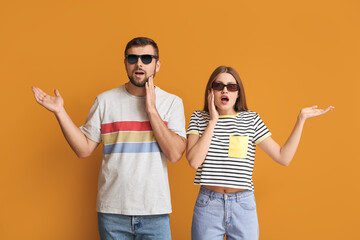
[{"xmin": 187, "ymin": 110, "xmax": 271, "ymax": 191}]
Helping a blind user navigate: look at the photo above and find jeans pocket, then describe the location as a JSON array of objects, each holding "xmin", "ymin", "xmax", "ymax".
[
  {"xmin": 239, "ymin": 193, "xmax": 257, "ymax": 211},
  {"xmin": 228, "ymin": 135, "xmax": 249, "ymax": 158},
  {"xmin": 195, "ymin": 193, "xmax": 211, "ymax": 207}
]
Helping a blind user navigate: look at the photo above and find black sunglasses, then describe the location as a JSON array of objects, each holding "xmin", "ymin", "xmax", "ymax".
[
  {"xmin": 212, "ymin": 82, "xmax": 239, "ymax": 92},
  {"xmin": 125, "ymin": 54, "xmax": 158, "ymax": 64}
]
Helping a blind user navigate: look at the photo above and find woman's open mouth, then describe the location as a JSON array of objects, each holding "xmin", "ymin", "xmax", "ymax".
[{"xmin": 221, "ymin": 95, "xmax": 229, "ymax": 104}]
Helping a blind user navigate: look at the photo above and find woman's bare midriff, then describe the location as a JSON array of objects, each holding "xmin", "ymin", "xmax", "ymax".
[{"xmin": 203, "ymin": 185, "xmax": 247, "ymax": 194}]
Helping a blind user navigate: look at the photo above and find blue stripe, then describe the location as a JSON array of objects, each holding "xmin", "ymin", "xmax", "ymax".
[{"xmin": 103, "ymin": 142, "xmax": 161, "ymax": 154}]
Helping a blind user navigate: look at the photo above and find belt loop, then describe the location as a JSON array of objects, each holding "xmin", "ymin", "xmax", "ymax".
[
  {"xmin": 210, "ymin": 191, "xmax": 214, "ymax": 201},
  {"xmin": 131, "ymin": 216, "xmax": 134, "ymax": 232},
  {"xmin": 236, "ymin": 193, "xmax": 240, "ymax": 202}
]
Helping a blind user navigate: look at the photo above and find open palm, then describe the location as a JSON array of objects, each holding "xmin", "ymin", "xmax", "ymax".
[
  {"xmin": 299, "ymin": 105, "xmax": 334, "ymax": 121},
  {"xmin": 32, "ymin": 86, "xmax": 64, "ymax": 113}
]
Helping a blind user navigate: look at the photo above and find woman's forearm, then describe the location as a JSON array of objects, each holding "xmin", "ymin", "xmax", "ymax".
[
  {"xmin": 186, "ymin": 120, "xmax": 217, "ymax": 169},
  {"xmin": 278, "ymin": 118, "xmax": 306, "ymax": 166}
]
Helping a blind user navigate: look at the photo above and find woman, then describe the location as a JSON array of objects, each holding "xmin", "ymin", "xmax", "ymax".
[{"xmin": 186, "ymin": 66, "xmax": 333, "ymax": 240}]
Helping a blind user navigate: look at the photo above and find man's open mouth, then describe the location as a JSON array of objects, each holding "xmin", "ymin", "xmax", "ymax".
[{"xmin": 134, "ymin": 71, "xmax": 145, "ymax": 77}]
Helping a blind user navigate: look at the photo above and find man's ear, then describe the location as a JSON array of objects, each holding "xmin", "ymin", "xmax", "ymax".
[{"xmin": 155, "ymin": 59, "xmax": 161, "ymax": 72}]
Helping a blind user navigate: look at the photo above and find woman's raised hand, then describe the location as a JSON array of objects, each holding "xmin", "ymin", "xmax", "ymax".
[
  {"xmin": 208, "ymin": 89, "xmax": 219, "ymax": 122},
  {"xmin": 32, "ymin": 86, "xmax": 64, "ymax": 114},
  {"xmin": 298, "ymin": 105, "xmax": 334, "ymax": 122}
]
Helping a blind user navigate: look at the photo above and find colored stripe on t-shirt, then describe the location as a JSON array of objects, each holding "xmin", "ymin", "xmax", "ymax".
[
  {"xmin": 101, "ymin": 121, "xmax": 168, "ymax": 134},
  {"xmin": 101, "ymin": 121, "xmax": 167, "ymax": 154},
  {"xmin": 103, "ymin": 142, "xmax": 161, "ymax": 154},
  {"xmin": 102, "ymin": 132, "xmax": 156, "ymax": 145}
]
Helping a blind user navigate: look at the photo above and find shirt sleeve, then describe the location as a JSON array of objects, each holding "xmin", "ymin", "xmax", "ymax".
[
  {"xmin": 253, "ymin": 113, "xmax": 271, "ymax": 144},
  {"xmin": 166, "ymin": 97, "xmax": 187, "ymax": 139},
  {"xmin": 79, "ymin": 97, "xmax": 102, "ymax": 143},
  {"xmin": 186, "ymin": 111, "xmax": 200, "ymax": 136}
]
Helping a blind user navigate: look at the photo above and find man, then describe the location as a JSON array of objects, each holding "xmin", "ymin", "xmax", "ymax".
[{"xmin": 32, "ymin": 37, "xmax": 186, "ymax": 239}]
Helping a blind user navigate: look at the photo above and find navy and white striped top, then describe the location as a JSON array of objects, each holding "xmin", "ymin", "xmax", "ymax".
[{"xmin": 187, "ymin": 110, "xmax": 271, "ymax": 191}]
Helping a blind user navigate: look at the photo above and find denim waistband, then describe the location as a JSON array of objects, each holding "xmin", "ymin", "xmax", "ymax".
[{"xmin": 200, "ymin": 186, "xmax": 254, "ymax": 200}]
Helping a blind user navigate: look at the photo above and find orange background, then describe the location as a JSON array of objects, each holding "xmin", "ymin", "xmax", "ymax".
[{"xmin": 1, "ymin": 0, "xmax": 359, "ymax": 239}]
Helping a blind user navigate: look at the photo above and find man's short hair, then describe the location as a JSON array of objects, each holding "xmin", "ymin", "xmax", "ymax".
[{"xmin": 125, "ymin": 37, "xmax": 159, "ymax": 58}]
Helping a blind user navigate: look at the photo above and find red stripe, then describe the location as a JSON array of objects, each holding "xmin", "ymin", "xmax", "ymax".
[{"xmin": 101, "ymin": 121, "xmax": 168, "ymax": 134}]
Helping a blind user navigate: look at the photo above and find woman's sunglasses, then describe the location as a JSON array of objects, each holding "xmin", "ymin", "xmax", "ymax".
[
  {"xmin": 212, "ymin": 82, "xmax": 239, "ymax": 92},
  {"xmin": 126, "ymin": 54, "xmax": 158, "ymax": 64}
]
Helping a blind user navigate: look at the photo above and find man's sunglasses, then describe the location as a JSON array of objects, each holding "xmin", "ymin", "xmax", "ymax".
[
  {"xmin": 125, "ymin": 54, "xmax": 158, "ymax": 64},
  {"xmin": 212, "ymin": 82, "xmax": 239, "ymax": 92}
]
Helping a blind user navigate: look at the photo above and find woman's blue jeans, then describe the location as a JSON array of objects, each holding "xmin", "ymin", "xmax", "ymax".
[{"xmin": 191, "ymin": 187, "xmax": 259, "ymax": 240}]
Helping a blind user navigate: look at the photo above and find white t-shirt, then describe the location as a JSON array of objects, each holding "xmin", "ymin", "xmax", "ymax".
[{"xmin": 80, "ymin": 84, "xmax": 186, "ymax": 215}]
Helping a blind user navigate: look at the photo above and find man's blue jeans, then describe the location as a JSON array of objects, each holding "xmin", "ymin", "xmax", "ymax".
[
  {"xmin": 98, "ymin": 212, "xmax": 171, "ymax": 240},
  {"xmin": 191, "ymin": 187, "xmax": 259, "ymax": 240}
]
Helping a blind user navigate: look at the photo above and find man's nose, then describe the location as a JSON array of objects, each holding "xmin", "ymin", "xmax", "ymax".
[{"xmin": 136, "ymin": 58, "xmax": 143, "ymax": 67}]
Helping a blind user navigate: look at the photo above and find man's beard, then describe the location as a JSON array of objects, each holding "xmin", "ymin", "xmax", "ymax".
[{"xmin": 128, "ymin": 70, "xmax": 156, "ymax": 87}]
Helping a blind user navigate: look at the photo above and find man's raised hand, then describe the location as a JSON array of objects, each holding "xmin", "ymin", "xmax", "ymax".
[{"xmin": 32, "ymin": 87, "xmax": 64, "ymax": 114}]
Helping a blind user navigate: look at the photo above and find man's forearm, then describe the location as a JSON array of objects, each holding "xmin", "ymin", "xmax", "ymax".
[
  {"xmin": 54, "ymin": 107, "xmax": 97, "ymax": 158},
  {"xmin": 147, "ymin": 110, "xmax": 186, "ymax": 163}
]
